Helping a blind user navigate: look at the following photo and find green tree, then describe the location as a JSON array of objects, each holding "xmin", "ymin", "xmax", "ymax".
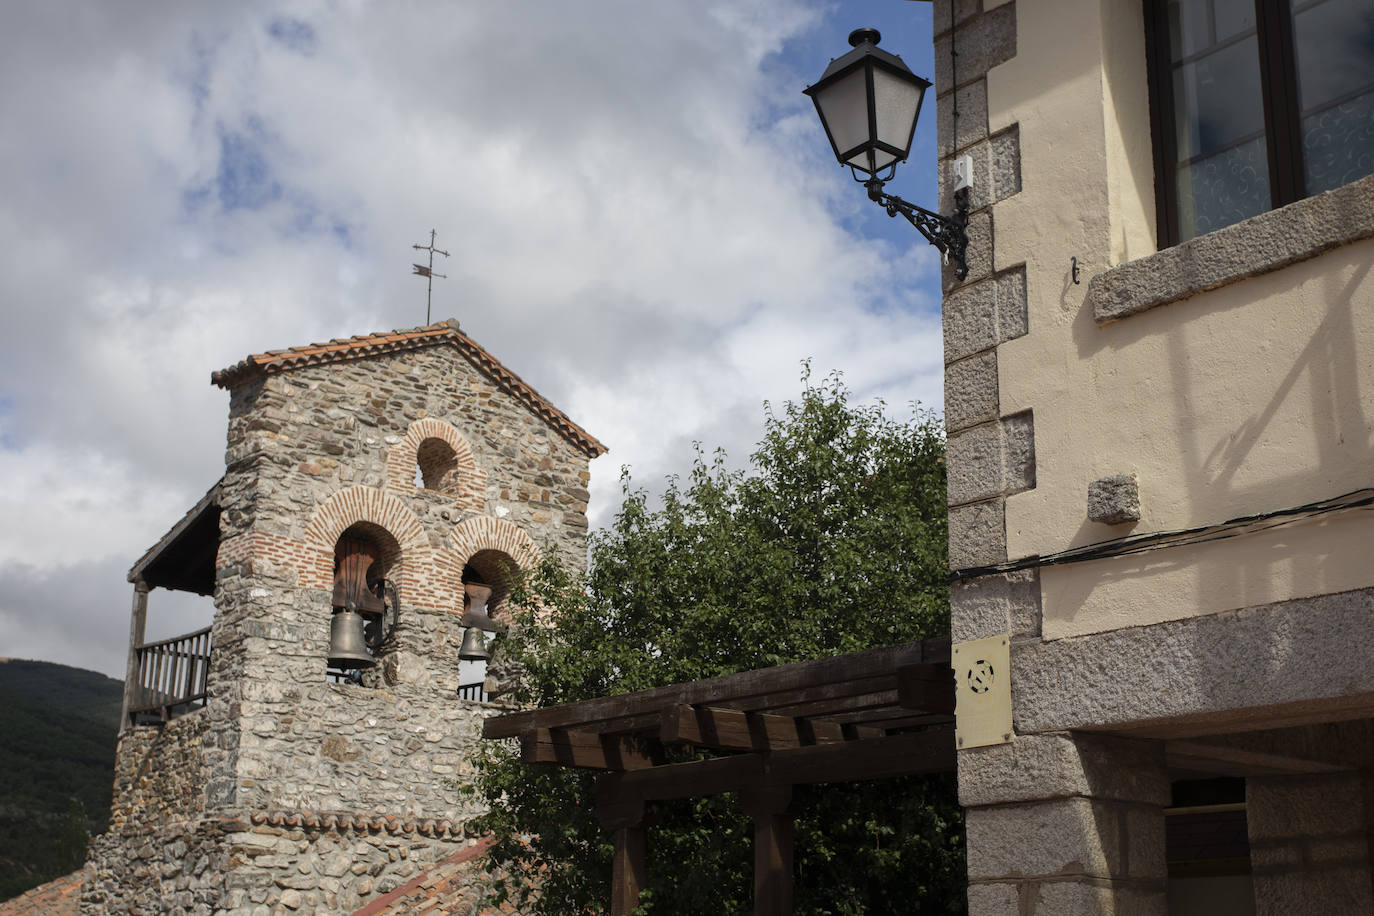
[
  {"xmin": 54, "ymin": 797, "xmax": 90, "ymax": 875},
  {"xmin": 472, "ymin": 370, "xmax": 963, "ymax": 914}
]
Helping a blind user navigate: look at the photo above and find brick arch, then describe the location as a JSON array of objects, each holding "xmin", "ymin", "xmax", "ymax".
[
  {"xmin": 385, "ymin": 417, "xmax": 486, "ymax": 510},
  {"xmin": 301, "ymin": 486, "xmax": 429, "ymax": 591},
  {"xmin": 448, "ymin": 516, "xmax": 539, "ymax": 572},
  {"xmin": 449, "ymin": 517, "xmax": 540, "ymax": 621}
]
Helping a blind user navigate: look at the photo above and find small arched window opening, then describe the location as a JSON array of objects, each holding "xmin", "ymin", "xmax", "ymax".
[
  {"xmin": 327, "ymin": 523, "xmax": 401, "ymax": 684},
  {"xmin": 462, "ymin": 549, "xmax": 520, "ymax": 620},
  {"xmin": 457, "ymin": 550, "xmax": 521, "ymax": 700},
  {"xmin": 415, "ymin": 437, "xmax": 460, "ymax": 493}
]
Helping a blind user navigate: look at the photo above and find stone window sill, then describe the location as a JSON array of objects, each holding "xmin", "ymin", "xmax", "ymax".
[{"xmin": 1089, "ymin": 173, "xmax": 1374, "ymax": 324}]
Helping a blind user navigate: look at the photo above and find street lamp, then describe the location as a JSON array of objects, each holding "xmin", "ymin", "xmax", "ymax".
[{"xmin": 805, "ymin": 28, "xmax": 970, "ymax": 280}]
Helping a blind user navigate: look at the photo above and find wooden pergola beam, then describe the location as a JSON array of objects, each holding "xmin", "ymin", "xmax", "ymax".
[
  {"xmin": 897, "ymin": 662, "xmax": 956, "ymax": 713},
  {"xmin": 825, "ymin": 710, "xmax": 951, "ymax": 731},
  {"xmin": 764, "ymin": 688, "xmax": 901, "ymax": 720},
  {"xmin": 621, "ymin": 753, "xmax": 764, "ymax": 801},
  {"xmin": 483, "ymin": 639, "xmax": 949, "ymax": 739},
  {"xmin": 492, "ymin": 640, "xmax": 959, "ymax": 916},
  {"xmin": 608, "ymin": 726, "xmax": 956, "ymax": 800},
  {"xmin": 662, "ymin": 705, "xmax": 885, "ymax": 751},
  {"xmin": 520, "ymin": 728, "xmax": 663, "ymax": 771},
  {"xmin": 767, "ymin": 726, "xmax": 955, "ymax": 786}
]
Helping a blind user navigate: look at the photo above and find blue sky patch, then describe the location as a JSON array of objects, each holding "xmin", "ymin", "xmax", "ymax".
[
  {"xmin": 267, "ymin": 17, "xmax": 317, "ymax": 55},
  {"xmin": 216, "ymin": 125, "xmax": 282, "ymax": 211},
  {"xmin": 0, "ymin": 396, "xmax": 18, "ymax": 450}
]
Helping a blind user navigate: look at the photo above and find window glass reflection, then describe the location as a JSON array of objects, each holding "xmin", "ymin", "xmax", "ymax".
[
  {"xmin": 1167, "ymin": 0, "xmax": 1268, "ymax": 240},
  {"xmin": 1170, "ymin": 0, "xmax": 1212, "ymax": 56},
  {"xmin": 1176, "ymin": 137, "xmax": 1271, "ymax": 241},
  {"xmin": 1291, "ymin": 0, "xmax": 1374, "ymax": 194},
  {"xmin": 1213, "ymin": 0, "xmax": 1256, "ymax": 42},
  {"xmin": 1171, "ymin": 40, "xmax": 1266, "ymax": 157}
]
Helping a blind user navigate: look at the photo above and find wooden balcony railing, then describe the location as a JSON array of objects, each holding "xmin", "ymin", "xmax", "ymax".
[
  {"xmin": 457, "ymin": 681, "xmax": 487, "ymax": 702},
  {"xmin": 127, "ymin": 626, "xmax": 212, "ymax": 722}
]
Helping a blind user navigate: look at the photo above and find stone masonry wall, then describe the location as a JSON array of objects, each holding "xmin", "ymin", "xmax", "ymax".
[
  {"xmin": 932, "ymin": 4, "xmax": 1171, "ymax": 913},
  {"xmin": 233, "ymin": 674, "xmax": 493, "ymax": 818},
  {"xmin": 83, "ymin": 713, "xmax": 219, "ymax": 914},
  {"xmin": 89, "ymin": 338, "xmax": 598, "ymax": 914},
  {"xmin": 210, "ymin": 344, "xmax": 592, "ymax": 819},
  {"xmin": 85, "ymin": 814, "xmax": 479, "ymax": 915},
  {"xmin": 936, "ymin": 0, "xmax": 1033, "ymax": 591},
  {"xmin": 219, "ymin": 820, "xmax": 475, "ymax": 915},
  {"xmin": 84, "ymin": 821, "xmax": 231, "ymax": 915},
  {"xmin": 106, "ymin": 714, "xmax": 210, "ymax": 833},
  {"xmin": 1248, "ymin": 773, "xmax": 1374, "ymax": 915},
  {"xmin": 220, "ymin": 345, "xmax": 592, "ymax": 581},
  {"xmin": 934, "ymin": 0, "xmax": 1047, "ymax": 745},
  {"xmin": 936, "ymin": 5, "xmax": 1374, "ymax": 915}
]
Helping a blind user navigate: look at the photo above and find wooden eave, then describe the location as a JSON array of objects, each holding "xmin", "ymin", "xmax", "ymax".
[
  {"xmin": 483, "ymin": 638, "xmax": 957, "ymax": 790},
  {"xmin": 127, "ymin": 481, "xmax": 222, "ymax": 596}
]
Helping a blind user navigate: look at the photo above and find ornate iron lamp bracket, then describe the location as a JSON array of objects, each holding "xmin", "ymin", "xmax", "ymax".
[{"xmin": 865, "ymin": 179, "xmax": 970, "ymax": 281}]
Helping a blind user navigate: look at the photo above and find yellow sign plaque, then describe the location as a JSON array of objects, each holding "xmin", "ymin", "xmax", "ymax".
[{"xmin": 953, "ymin": 635, "xmax": 1012, "ymax": 749}]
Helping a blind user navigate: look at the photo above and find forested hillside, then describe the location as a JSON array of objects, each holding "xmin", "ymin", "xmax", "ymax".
[{"xmin": 0, "ymin": 659, "xmax": 121, "ymax": 901}]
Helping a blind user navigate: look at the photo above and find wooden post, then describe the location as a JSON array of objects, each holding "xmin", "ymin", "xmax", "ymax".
[
  {"xmin": 118, "ymin": 580, "xmax": 150, "ymax": 729},
  {"xmin": 742, "ymin": 785, "xmax": 794, "ymax": 916},
  {"xmin": 610, "ymin": 822, "xmax": 646, "ymax": 915},
  {"xmin": 597, "ymin": 774, "xmax": 650, "ymax": 915}
]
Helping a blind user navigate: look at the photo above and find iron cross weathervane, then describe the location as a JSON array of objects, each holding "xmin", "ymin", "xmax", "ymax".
[{"xmin": 411, "ymin": 229, "xmax": 450, "ymax": 324}]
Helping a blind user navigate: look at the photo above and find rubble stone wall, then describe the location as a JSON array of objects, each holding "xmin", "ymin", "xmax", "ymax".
[
  {"xmin": 106, "ymin": 714, "xmax": 210, "ymax": 833},
  {"xmin": 83, "ymin": 821, "xmax": 230, "ymax": 915},
  {"xmin": 84, "ymin": 816, "xmax": 478, "ymax": 916},
  {"xmin": 87, "ymin": 338, "xmax": 598, "ymax": 914},
  {"xmin": 84, "ymin": 713, "xmax": 220, "ymax": 914},
  {"xmin": 219, "ymin": 821, "xmax": 474, "ymax": 916}
]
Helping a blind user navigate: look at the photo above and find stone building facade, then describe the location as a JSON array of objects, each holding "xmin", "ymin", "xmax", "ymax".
[
  {"xmin": 935, "ymin": 1, "xmax": 1374, "ymax": 914},
  {"xmin": 84, "ymin": 321, "xmax": 605, "ymax": 915}
]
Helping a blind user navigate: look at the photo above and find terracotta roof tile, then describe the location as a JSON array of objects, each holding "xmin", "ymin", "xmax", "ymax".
[
  {"xmin": 351, "ymin": 837, "xmax": 526, "ymax": 916},
  {"xmin": 246, "ymin": 810, "xmax": 466, "ymax": 837},
  {"xmin": 0, "ymin": 870, "xmax": 83, "ymax": 916},
  {"xmin": 211, "ymin": 320, "xmax": 607, "ymax": 458}
]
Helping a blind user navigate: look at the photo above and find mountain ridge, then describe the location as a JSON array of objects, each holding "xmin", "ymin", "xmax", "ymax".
[{"xmin": 0, "ymin": 658, "xmax": 122, "ymax": 901}]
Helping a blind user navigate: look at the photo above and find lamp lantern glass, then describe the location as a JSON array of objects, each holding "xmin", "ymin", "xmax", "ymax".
[{"xmin": 804, "ymin": 28, "xmax": 931, "ymax": 178}]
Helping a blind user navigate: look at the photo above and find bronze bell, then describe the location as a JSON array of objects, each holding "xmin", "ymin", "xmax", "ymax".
[
  {"xmin": 328, "ymin": 605, "xmax": 376, "ymax": 669},
  {"xmin": 458, "ymin": 625, "xmax": 490, "ymax": 662},
  {"xmin": 459, "ymin": 580, "xmax": 495, "ymax": 662}
]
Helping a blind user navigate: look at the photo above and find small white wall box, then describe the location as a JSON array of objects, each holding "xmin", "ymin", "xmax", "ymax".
[{"xmin": 952, "ymin": 154, "xmax": 974, "ymax": 191}]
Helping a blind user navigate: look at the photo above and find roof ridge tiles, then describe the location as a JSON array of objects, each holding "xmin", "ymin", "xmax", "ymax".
[{"xmin": 210, "ymin": 321, "xmax": 606, "ymax": 457}]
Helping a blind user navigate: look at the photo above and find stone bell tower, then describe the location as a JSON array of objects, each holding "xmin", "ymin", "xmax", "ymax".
[{"xmin": 85, "ymin": 320, "xmax": 605, "ymax": 915}]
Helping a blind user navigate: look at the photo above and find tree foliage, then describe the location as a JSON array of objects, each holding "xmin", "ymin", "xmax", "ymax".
[
  {"xmin": 0, "ymin": 661, "xmax": 120, "ymax": 901},
  {"xmin": 471, "ymin": 371, "xmax": 963, "ymax": 914}
]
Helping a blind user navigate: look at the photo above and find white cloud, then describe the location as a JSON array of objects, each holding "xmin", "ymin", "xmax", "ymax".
[{"xmin": 0, "ymin": 0, "xmax": 945, "ymax": 678}]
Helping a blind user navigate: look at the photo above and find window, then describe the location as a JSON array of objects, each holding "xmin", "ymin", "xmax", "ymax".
[
  {"xmin": 1146, "ymin": 0, "xmax": 1374, "ymax": 246},
  {"xmin": 415, "ymin": 436, "xmax": 460, "ymax": 492}
]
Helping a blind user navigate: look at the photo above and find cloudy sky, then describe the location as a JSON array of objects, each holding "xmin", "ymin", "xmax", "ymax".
[{"xmin": 0, "ymin": 1, "xmax": 946, "ymax": 679}]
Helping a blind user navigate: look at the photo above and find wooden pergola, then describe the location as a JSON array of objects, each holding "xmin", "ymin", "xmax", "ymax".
[{"xmin": 482, "ymin": 638, "xmax": 957, "ymax": 915}]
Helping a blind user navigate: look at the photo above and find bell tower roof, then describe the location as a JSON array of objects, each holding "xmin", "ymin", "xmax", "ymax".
[{"xmin": 210, "ymin": 319, "xmax": 607, "ymax": 458}]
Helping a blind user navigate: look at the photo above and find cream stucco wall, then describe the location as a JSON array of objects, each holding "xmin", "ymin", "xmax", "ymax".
[{"xmin": 981, "ymin": 0, "xmax": 1374, "ymax": 638}]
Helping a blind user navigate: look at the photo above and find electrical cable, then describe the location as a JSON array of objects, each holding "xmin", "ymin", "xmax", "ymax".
[{"xmin": 949, "ymin": 486, "xmax": 1374, "ymax": 582}]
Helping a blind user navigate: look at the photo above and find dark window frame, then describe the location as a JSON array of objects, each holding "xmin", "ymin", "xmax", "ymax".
[{"xmin": 1145, "ymin": 0, "xmax": 1310, "ymax": 248}]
